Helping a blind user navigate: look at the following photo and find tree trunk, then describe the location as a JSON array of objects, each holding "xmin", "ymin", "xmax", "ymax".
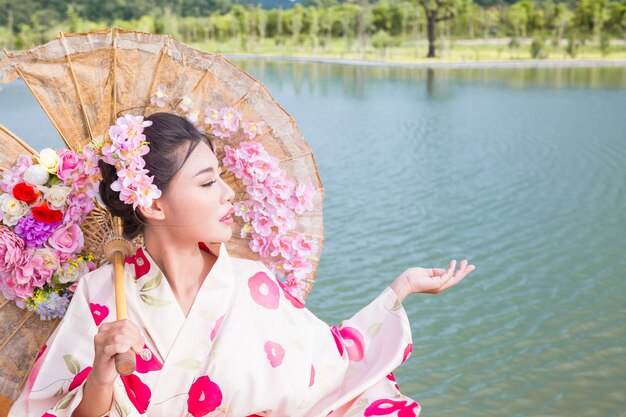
[{"xmin": 427, "ymin": 10, "xmax": 437, "ymax": 58}]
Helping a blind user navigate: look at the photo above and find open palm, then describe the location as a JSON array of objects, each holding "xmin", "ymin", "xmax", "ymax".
[{"xmin": 401, "ymin": 259, "xmax": 475, "ymax": 295}]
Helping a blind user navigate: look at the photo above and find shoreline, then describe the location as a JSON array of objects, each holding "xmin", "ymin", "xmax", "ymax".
[{"xmin": 221, "ymin": 53, "xmax": 626, "ymax": 69}]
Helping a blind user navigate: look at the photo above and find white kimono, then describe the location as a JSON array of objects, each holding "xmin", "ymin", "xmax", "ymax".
[{"xmin": 9, "ymin": 242, "xmax": 421, "ymax": 417}]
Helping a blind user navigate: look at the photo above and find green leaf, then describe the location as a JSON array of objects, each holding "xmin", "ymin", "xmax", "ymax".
[
  {"xmin": 114, "ymin": 397, "xmax": 131, "ymax": 417},
  {"xmin": 53, "ymin": 392, "xmax": 76, "ymax": 410},
  {"xmin": 140, "ymin": 272, "xmax": 163, "ymax": 293},
  {"xmin": 174, "ymin": 359, "xmax": 201, "ymax": 370},
  {"xmin": 366, "ymin": 322, "xmax": 382, "ymax": 340},
  {"xmin": 114, "ymin": 399, "xmax": 124, "ymax": 417},
  {"xmin": 140, "ymin": 294, "xmax": 172, "ymax": 307},
  {"xmin": 63, "ymin": 354, "xmax": 80, "ymax": 375},
  {"xmin": 391, "ymin": 299, "xmax": 403, "ymax": 312}
]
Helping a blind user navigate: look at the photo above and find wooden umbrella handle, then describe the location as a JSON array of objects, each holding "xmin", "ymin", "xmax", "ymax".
[{"xmin": 112, "ymin": 250, "xmax": 136, "ymax": 375}]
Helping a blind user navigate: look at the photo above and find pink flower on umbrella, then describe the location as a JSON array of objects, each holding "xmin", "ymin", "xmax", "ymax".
[
  {"xmin": 264, "ymin": 341, "xmax": 285, "ymax": 368},
  {"xmin": 178, "ymin": 94, "xmax": 194, "ymax": 112},
  {"xmin": 204, "ymin": 107, "xmax": 241, "ymax": 138},
  {"xmin": 250, "ymin": 215, "xmax": 274, "ymax": 239},
  {"xmin": 121, "ymin": 373, "xmax": 152, "ymax": 414},
  {"xmin": 276, "ymin": 277, "xmax": 304, "ymax": 309},
  {"xmin": 248, "ymin": 271, "xmax": 280, "ymax": 310},
  {"xmin": 150, "ymin": 84, "xmax": 169, "ymax": 108},
  {"xmin": 241, "ymin": 121, "xmax": 266, "ymax": 140},
  {"xmin": 291, "ymin": 233, "xmax": 317, "ymax": 258},
  {"xmin": 248, "ymin": 233, "xmax": 274, "ymax": 258},
  {"xmin": 290, "ymin": 182, "xmax": 315, "ymax": 215},
  {"xmin": 89, "ymin": 303, "xmax": 109, "ymax": 326},
  {"xmin": 281, "ymin": 255, "xmax": 313, "ymax": 282},
  {"xmin": 187, "ymin": 375, "xmax": 223, "ymax": 417}
]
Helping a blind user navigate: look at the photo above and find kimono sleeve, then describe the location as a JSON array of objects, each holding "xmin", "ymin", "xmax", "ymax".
[
  {"xmin": 303, "ymin": 285, "xmax": 415, "ymax": 417},
  {"xmin": 7, "ymin": 270, "xmax": 140, "ymax": 417},
  {"xmin": 251, "ymin": 261, "xmax": 415, "ymax": 417}
]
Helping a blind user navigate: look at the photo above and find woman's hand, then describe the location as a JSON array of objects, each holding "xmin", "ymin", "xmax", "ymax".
[
  {"xmin": 391, "ymin": 259, "xmax": 476, "ymax": 302},
  {"xmin": 90, "ymin": 319, "xmax": 145, "ymax": 386}
]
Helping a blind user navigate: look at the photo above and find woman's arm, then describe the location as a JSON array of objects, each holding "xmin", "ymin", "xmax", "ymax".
[
  {"xmin": 72, "ymin": 319, "xmax": 145, "ymax": 417},
  {"xmin": 71, "ymin": 375, "xmax": 114, "ymax": 417}
]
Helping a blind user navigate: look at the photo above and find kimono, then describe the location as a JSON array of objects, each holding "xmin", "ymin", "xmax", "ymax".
[{"xmin": 8, "ymin": 241, "xmax": 421, "ymax": 417}]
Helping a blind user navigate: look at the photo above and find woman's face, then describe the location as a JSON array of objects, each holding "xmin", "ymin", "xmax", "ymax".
[{"xmin": 153, "ymin": 140, "xmax": 235, "ymax": 244}]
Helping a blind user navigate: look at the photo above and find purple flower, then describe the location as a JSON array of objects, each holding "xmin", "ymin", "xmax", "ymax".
[
  {"xmin": 14, "ymin": 216, "xmax": 61, "ymax": 248},
  {"xmin": 26, "ymin": 289, "xmax": 71, "ymax": 320}
]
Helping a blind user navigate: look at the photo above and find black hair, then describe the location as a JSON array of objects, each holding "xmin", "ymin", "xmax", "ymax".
[{"xmin": 98, "ymin": 112, "xmax": 215, "ymax": 239}]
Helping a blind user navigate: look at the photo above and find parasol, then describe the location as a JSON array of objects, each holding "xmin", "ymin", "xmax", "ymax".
[{"xmin": 0, "ymin": 27, "xmax": 324, "ymax": 414}]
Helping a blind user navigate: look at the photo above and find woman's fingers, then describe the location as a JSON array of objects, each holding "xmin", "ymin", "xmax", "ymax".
[{"xmin": 440, "ymin": 259, "xmax": 475, "ymax": 290}]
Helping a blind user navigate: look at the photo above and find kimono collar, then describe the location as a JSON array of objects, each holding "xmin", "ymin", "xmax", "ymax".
[{"xmin": 125, "ymin": 241, "xmax": 236, "ymax": 292}]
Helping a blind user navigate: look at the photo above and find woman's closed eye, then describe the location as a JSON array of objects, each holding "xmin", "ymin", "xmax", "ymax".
[{"xmin": 201, "ymin": 171, "xmax": 226, "ymax": 187}]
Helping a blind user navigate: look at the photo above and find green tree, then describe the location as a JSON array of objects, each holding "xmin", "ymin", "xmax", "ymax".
[{"xmin": 420, "ymin": 0, "xmax": 460, "ymax": 58}]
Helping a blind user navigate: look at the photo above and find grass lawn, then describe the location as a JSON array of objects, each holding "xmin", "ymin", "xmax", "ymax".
[{"xmin": 191, "ymin": 37, "xmax": 626, "ymax": 63}]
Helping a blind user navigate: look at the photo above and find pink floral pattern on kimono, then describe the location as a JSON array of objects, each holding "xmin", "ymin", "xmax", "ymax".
[{"xmin": 8, "ymin": 242, "xmax": 420, "ymax": 417}]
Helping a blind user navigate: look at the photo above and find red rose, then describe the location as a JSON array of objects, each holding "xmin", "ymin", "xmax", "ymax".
[
  {"xmin": 32, "ymin": 202, "xmax": 63, "ymax": 223},
  {"xmin": 12, "ymin": 182, "xmax": 40, "ymax": 205}
]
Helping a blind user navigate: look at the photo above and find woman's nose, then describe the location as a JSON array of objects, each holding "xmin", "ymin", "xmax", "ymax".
[{"xmin": 221, "ymin": 179, "xmax": 235, "ymax": 203}]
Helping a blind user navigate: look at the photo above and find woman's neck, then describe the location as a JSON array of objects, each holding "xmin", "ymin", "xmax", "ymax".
[{"xmin": 142, "ymin": 231, "xmax": 218, "ymax": 297}]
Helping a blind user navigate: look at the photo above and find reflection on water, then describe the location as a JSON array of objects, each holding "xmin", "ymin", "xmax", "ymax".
[{"xmin": 1, "ymin": 62, "xmax": 625, "ymax": 417}]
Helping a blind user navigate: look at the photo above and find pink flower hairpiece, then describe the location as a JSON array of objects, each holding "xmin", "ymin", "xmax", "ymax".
[{"xmin": 100, "ymin": 115, "xmax": 162, "ymax": 210}]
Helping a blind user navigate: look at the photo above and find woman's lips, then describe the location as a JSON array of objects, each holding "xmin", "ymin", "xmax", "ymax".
[{"xmin": 220, "ymin": 208, "xmax": 235, "ymax": 223}]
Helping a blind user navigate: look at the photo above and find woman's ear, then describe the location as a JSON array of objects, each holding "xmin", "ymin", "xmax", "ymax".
[{"xmin": 138, "ymin": 198, "xmax": 166, "ymax": 221}]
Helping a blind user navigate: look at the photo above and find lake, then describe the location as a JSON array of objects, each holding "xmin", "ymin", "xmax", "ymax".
[{"xmin": 1, "ymin": 62, "xmax": 625, "ymax": 417}]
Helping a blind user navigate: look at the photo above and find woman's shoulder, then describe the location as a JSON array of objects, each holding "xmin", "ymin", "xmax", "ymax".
[{"xmin": 230, "ymin": 255, "xmax": 272, "ymax": 276}]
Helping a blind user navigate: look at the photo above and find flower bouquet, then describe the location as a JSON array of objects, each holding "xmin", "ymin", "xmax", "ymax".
[{"xmin": 0, "ymin": 146, "xmax": 101, "ymax": 319}]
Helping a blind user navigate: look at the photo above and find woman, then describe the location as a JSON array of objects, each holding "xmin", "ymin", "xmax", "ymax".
[{"xmin": 9, "ymin": 112, "xmax": 475, "ymax": 417}]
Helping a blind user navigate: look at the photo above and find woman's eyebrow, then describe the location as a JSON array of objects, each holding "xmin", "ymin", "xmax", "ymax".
[{"xmin": 194, "ymin": 167, "xmax": 215, "ymax": 177}]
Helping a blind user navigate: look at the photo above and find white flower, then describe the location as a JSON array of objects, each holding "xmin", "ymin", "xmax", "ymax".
[
  {"xmin": 34, "ymin": 248, "xmax": 60, "ymax": 271},
  {"xmin": 37, "ymin": 148, "xmax": 60, "ymax": 174},
  {"xmin": 44, "ymin": 185, "xmax": 72, "ymax": 209},
  {"xmin": 57, "ymin": 259, "xmax": 91, "ymax": 283},
  {"xmin": 179, "ymin": 94, "xmax": 194, "ymax": 112},
  {"xmin": 0, "ymin": 194, "xmax": 29, "ymax": 226},
  {"xmin": 23, "ymin": 165, "xmax": 50, "ymax": 186}
]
